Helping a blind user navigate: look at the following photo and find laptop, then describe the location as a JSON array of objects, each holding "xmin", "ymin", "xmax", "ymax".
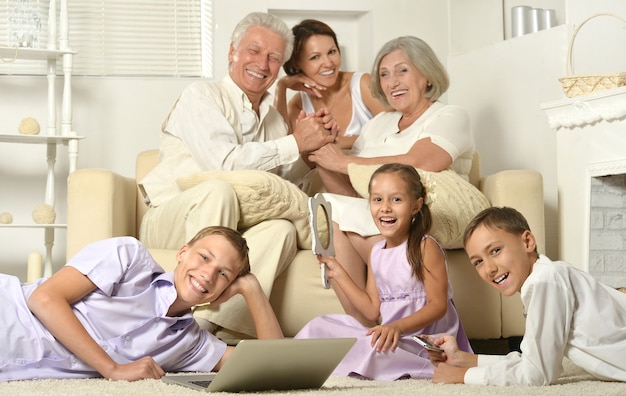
[{"xmin": 162, "ymin": 338, "xmax": 356, "ymax": 392}]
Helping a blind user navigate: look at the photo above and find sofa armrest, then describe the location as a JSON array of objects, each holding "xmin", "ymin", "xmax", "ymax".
[
  {"xmin": 66, "ymin": 169, "xmax": 138, "ymax": 260},
  {"xmin": 480, "ymin": 169, "xmax": 544, "ymax": 338},
  {"xmin": 480, "ymin": 170, "xmax": 545, "ymax": 252}
]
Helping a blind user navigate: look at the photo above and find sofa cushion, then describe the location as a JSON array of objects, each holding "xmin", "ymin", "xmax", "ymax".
[
  {"xmin": 347, "ymin": 164, "xmax": 490, "ymax": 249},
  {"xmin": 176, "ymin": 170, "xmax": 312, "ymax": 249}
]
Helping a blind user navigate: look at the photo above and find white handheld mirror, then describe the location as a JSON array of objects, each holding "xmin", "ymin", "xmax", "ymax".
[{"xmin": 308, "ymin": 194, "xmax": 334, "ymax": 289}]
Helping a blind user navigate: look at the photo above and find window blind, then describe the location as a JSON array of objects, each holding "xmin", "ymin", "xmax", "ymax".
[{"xmin": 1, "ymin": 0, "xmax": 213, "ymax": 77}]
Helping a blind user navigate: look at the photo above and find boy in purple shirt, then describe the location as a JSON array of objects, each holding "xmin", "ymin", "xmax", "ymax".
[{"xmin": 0, "ymin": 226, "xmax": 283, "ymax": 381}]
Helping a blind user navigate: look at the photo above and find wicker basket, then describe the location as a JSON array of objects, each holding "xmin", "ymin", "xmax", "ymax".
[{"xmin": 559, "ymin": 13, "xmax": 626, "ymax": 98}]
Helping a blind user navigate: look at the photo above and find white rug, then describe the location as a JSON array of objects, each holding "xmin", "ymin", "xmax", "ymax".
[{"xmin": 1, "ymin": 359, "xmax": 625, "ymax": 395}]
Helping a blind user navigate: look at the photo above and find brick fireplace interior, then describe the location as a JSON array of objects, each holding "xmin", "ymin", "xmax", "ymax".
[{"xmin": 589, "ymin": 173, "xmax": 626, "ymax": 288}]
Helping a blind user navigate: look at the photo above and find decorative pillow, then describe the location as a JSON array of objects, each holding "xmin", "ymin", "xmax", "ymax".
[
  {"xmin": 347, "ymin": 163, "xmax": 491, "ymax": 249},
  {"xmin": 177, "ymin": 170, "xmax": 312, "ymax": 249}
]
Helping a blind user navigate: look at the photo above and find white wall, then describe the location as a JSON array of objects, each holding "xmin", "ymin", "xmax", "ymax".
[
  {"xmin": 3, "ymin": 0, "xmax": 624, "ymax": 280},
  {"xmin": 447, "ymin": 0, "xmax": 626, "ymax": 261},
  {"xmin": 0, "ymin": 0, "xmax": 444, "ymax": 279}
]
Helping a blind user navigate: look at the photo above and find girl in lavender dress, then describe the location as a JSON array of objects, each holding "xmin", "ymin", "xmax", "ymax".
[{"xmin": 295, "ymin": 163, "xmax": 472, "ymax": 380}]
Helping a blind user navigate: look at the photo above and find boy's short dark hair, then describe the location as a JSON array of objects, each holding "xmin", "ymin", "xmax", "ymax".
[
  {"xmin": 463, "ymin": 206, "xmax": 533, "ymax": 249},
  {"xmin": 187, "ymin": 226, "xmax": 251, "ymax": 276}
]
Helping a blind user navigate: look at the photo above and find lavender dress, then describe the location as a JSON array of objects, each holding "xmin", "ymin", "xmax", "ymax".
[{"xmin": 295, "ymin": 236, "xmax": 472, "ymax": 380}]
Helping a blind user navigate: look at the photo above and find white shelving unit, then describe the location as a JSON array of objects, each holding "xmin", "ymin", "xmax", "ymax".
[{"xmin": 0, "ymin": 0, "xmax": 82, "ymax": 278}]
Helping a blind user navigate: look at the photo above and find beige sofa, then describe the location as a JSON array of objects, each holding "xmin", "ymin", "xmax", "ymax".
[{"xmin": 67, "ymin": 150, "xmax": 545, "ymax": 340}]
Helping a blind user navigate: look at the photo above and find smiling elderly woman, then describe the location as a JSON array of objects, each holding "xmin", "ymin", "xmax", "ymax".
[{"xmin": 307, "ymin": 36, "xmax": 475, "ymax": 325}]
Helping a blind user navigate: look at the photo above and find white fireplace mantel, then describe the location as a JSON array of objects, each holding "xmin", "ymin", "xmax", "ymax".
[
  {"xmin": 542, "ymin": 87, "xmax": 626, "ymax": 130},
  {"xmin": 541, "ymin": 87, "xmax": 626, "ymax": 274}
]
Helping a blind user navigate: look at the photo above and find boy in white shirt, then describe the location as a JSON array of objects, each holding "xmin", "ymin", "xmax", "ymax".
[{"xmin": 426, "ymin": 206, "xmax": 626, "ymax": 386}]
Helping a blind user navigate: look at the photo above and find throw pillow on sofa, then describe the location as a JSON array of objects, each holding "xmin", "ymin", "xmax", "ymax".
[
  {"xmin": 177, "ymin": 170, "xmax": 312, "ymax": 249},
  {"xmin": 347, "ymin": 164, "xmax": 490, "ymax": 249}
]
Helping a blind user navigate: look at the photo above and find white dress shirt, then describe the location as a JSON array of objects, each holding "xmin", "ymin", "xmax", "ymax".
[
  {"xmin": 465, "ymin": 254, "xmax": 626, "ymax": 385},
  {"xmin": 140, "ymin": 75, "xmax": 301, "ymax": 206}
]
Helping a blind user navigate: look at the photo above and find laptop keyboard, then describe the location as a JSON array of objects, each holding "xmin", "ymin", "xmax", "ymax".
[{"xmin": 191, "ymin": 380, "xmax": 213, "ymax": 388}]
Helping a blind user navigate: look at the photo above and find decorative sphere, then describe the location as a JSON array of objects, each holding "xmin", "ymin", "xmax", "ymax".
[
  {"xmin": 32, "ymin": 204, "xmax": 56, "ymax": 224},
  {"xmin": 18, "ymin": 117, "xmax": 40, "ymax": 135},
  {"xmin": 0, "ymin": 212, "xmax": 13, "ymax": 224}
]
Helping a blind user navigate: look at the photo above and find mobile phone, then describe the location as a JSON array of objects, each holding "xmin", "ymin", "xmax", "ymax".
[{"xmin": 412, "ymin": 335, "xmax": 443, "ymax": 352}]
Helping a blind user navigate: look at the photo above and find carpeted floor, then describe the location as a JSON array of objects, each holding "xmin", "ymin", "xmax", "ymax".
[{"xmin": 1, "ymin": 358, "xmax": 625, "ymax": 396}]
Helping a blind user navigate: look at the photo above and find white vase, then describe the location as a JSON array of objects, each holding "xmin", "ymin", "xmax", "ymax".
[{"xmin": 511, "ymin": 5, "xmax": 532, "ymax": 38}]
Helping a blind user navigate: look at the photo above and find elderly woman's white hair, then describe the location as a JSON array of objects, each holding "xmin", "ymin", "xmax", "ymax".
[{"xmin": 370, "ymin": 36, "xmax": 449, "ymax": 105}]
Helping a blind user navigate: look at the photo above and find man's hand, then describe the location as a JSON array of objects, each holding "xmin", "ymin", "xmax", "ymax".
[
  {"xmin": 105, "ymin": 356, "xmax": 165, "ymax": 381},
  {"xmin": 313, "ymin": 108, "xmax": 340, "ymax": 135},
  {"xmin": 292, "ymin": 110, "xmax": 338, "ymax": 153}
]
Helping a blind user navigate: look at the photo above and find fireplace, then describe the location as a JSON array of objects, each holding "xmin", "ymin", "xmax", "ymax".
[
  {"xmin": 589, "ymin": 170, "xmax": 626, "ymax": 288},
  {"xmin": 542, "ymin": 87, "xmax": 626, "ymax": 288}
]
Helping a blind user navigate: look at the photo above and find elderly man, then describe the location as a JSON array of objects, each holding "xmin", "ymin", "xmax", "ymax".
[{"xmin": 139, "ymin": 12, "xmax": 337, "ymax": 341}]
